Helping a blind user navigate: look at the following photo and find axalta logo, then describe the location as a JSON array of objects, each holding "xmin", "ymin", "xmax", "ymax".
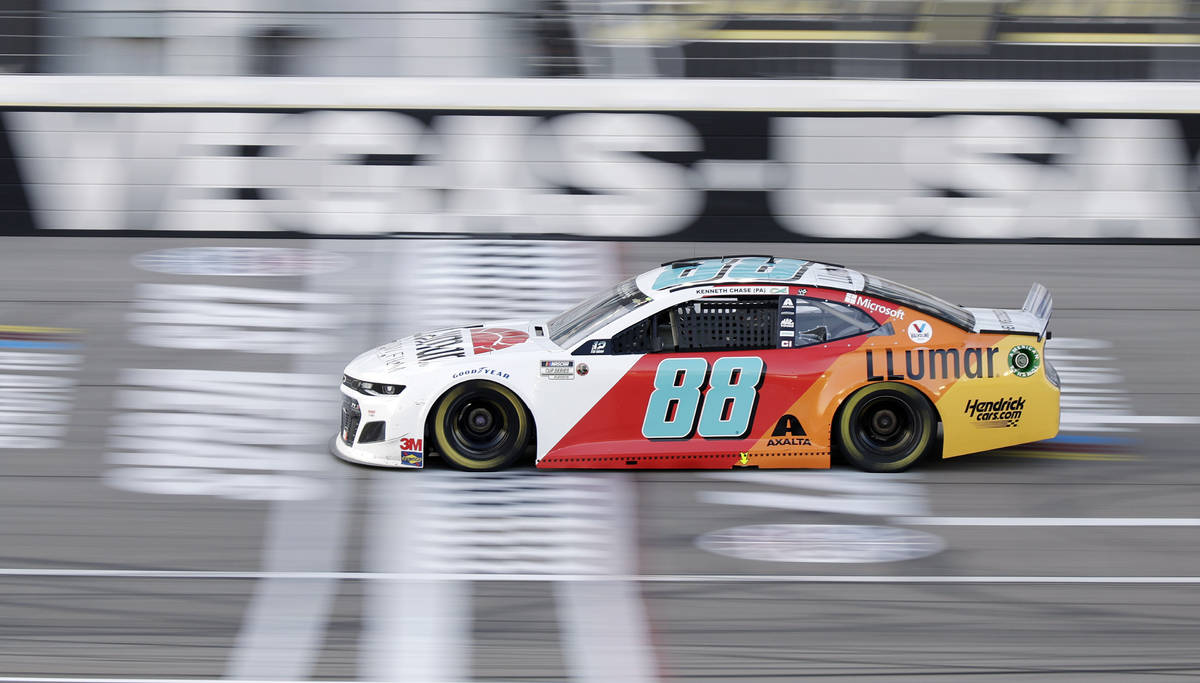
[
  {"xmin": 964, "ymin": 396, "xmax": 1025, "ymax": 428},
  {"xmin": 844, "ymin": 293, "xmax": 905, "ymax": 320},
  {"xmin": 767, "ymin": 414, "xmax": 811, "ymax": 446}
]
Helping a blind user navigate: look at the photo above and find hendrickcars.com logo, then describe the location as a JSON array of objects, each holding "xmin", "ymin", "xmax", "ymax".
[{"xmin": 964, "ymin": 396, "xmax": 1025, "ymax": 428}]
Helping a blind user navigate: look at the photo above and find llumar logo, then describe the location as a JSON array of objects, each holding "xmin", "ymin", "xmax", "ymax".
[
  {"xmin": 867, "ymin": 347, "xmax": 1000, "ymax": 381},
  {"xmin": 843, "ymin": 293, "xmax": 904, "ymax": 320},
  {"xmin": 964, "ymin": 396, "xmax": 1025, "ymax": 428}
]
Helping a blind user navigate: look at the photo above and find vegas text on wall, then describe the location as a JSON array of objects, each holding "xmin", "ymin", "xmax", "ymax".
[{"xmin": 3, "ymin": 94, "xmax": 1200, "ymax": 242}]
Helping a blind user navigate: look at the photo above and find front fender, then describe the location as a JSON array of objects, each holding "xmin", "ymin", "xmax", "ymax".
[{"xmin": 416, "ymin": 372, "xmax": 541, "ymax": 455}]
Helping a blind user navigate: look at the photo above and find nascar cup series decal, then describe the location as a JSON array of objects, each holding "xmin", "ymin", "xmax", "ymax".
[
  {"xmin": 540, "ymin": 360, "xmax": 574, "ymax": 380},
  {"xmin": 907, "ymin": 320, "xmax": 933, "ymax": 344},
  {"xmin": 1008, "ymin": 345, "xmax": 1041, "ymax": 377}
]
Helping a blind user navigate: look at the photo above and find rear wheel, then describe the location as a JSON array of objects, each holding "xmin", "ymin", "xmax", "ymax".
[
  {"xmin": 836, "ymin": 383, "xmax": 935, "ymax": 473},
  {"xmin": 431, "ymin": 381, "xmax": 531, "ymax": 471}
]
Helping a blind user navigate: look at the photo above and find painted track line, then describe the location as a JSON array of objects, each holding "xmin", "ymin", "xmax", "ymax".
[
  {"xmin": 0, "ymin": 679, "xmax": 348, "ymax": 683},
  {"xmin": 4, "ymin": 568, "xmax": 1200, "ymax": 584},
  {"xmin": 898, "ymin": 517, "xmax": 1200, "ymax": 526},
  {"xmin": 0, "ymin": 679, "xmax": 532, "ymax": 683}
]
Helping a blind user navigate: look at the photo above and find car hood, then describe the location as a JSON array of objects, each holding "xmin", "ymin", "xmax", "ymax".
[{"xmin": 344, "ymin": 320, "xmax": 548, "ymax": 380}]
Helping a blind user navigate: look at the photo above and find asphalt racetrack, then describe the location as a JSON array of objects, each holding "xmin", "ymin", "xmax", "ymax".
[{"xmin": 1, "ymin": 238, "xmax": 1199, "ymax": 682}]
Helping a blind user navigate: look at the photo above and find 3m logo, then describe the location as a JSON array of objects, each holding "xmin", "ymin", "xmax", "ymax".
[{"xmin": 398, "ymin": 437, "xmax": 423, "ymax": 452}]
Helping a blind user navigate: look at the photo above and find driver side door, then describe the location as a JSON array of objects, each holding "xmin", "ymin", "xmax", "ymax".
[{"xmin": 541, "ymin": 293, "xmax": 845, "ymax": 467}]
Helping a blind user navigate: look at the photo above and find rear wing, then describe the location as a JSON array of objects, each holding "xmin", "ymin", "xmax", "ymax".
[
  {"xmin": 966, "ymin": 283, "xmax": 1053, "ymax": 340},
  {"xmin": 1022, "ymin": 283, "xmax": 1053, "ymax": 340}
]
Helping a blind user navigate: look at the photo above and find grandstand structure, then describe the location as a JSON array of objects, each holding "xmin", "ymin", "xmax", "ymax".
[{"xmin": 2, "ymin": 0, "xmax": 1199, "ymax": 79}]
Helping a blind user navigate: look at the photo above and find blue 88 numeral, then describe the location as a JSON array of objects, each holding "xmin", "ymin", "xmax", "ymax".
[{"xmin": 641, "ymin": 357, "xmax": 765, "ymax": 439}]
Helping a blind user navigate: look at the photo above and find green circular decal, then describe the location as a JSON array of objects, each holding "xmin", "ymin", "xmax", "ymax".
[{"xmin": 1008, "ymin": 345, "xmax": 1041, "ymax": 378}]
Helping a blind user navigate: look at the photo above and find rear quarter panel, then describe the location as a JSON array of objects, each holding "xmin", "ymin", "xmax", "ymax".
[{"xmin": 801, "ymin": 309, "xmax": 1059, "ymax": 459}]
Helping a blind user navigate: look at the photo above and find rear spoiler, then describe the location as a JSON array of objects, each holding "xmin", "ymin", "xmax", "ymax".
[
  {"xmin": 1022, "ymin": 283, "xmax": 1053, "ymax": 340},
  {"xmin": 967, "ymin": 283, "xmax": 1053, "ymax": 340}
]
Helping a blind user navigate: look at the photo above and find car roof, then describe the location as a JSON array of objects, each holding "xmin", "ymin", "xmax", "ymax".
[
  {"xmin": 635, "ymin": 256, "xmax": 866, "ymax": 296},
  {"xmin": 635, "ymin": 255, "xmax": 977, "ymax": 331}
]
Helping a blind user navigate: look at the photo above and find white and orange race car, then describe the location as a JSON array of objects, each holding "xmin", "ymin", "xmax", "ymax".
[{"xmin": 333, "ymin": 256, "xmax": 1059, "ymax": 472}]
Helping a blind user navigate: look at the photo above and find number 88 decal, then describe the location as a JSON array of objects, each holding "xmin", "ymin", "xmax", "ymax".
[{"xmin": 642, "ymin": 357, "xmax": 765, "ymax": 439}]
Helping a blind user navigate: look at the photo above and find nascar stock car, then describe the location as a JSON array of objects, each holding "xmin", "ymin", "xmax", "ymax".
[{"xmin": 334, "ymin": 256, "xmax": 1059, "ymax": 473}]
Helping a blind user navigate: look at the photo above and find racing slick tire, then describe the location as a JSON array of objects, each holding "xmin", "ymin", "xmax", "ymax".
[
  {"xmin": 836, "ymin": 382, "xmax": 936, "ymax": 473},
  {"xmin": 431, "ymin": 381, "xmax": 532, "ymax": 471}
]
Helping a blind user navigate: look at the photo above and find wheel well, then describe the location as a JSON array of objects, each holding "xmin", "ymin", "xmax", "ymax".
[
  {"xmin": 424, "ymin": 380, "xmax": 537, "ymax": 453},
  {"xmin": 830, "ymin": 381, "xmax": 942, "ymax": 457}
]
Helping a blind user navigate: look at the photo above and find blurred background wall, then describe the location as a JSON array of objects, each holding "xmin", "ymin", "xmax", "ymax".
[
  {"xmin": 1, "ymin": 2, "xmax": 1199, "ymax": 244},
  {"xmin": 2, "ymin": 2, "xmax": 1200, "ymax": 243},
  {"xmin": 5, "ymin": 0, "xmax": 1200, "ymax": 79}
]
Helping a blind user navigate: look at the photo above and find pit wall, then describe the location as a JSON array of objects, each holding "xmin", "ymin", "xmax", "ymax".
[{"xmin": 2, "ymin": 77, "xmax": 1199, "ymax": 241}]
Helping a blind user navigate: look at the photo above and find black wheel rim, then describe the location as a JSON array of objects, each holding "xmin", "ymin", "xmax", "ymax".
[
  {"xmin": 851, "ymin": 394, "xmax": 921, "ymax": 462},
  {"xmin": 447, "ymin": 393, "xmax": 513, "ymax": 460}
]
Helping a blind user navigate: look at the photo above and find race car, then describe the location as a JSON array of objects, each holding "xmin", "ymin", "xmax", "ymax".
[{"xmin": 333, "ymin": 256, "xmax": 1059, "ymax": 473}]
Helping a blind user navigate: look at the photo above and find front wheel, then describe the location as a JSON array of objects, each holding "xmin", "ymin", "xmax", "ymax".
[
  {"xmin": 836, "ymin": 383, "xmax": 936, "ymax": 473},
  {"xmin": 431, "ymin": 381, "xmax": 531, "ymax": 471}
]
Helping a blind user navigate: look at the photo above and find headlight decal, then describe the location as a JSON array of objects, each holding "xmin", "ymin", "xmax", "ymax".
[{"xmin": 343, "ymin": 374, "xmax": 404, "ymax": 396}]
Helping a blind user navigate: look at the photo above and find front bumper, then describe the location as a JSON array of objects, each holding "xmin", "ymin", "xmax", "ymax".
[
  {"xmin": 332, "ymin": 387, "xmax": 426, "ymax": 468},
  {"xmin": 331, "ymin": 434, "xmax": 423, "ymax": 468}
]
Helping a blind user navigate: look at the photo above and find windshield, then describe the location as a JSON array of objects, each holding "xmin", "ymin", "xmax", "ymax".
[
  {"xmin": 549, "ymin": 277, "xmax": 654, "ymax": 349},
  {"xmin": 862, "ymin": 275, "xmax": 976, "ymax": 331}
]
